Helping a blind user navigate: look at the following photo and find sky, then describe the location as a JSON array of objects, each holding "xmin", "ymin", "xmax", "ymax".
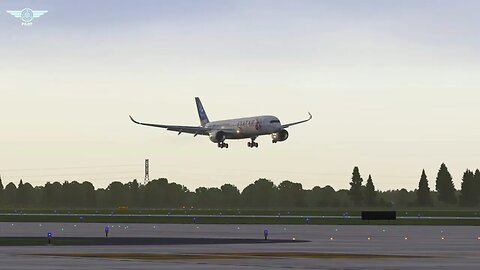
[{"xmin": 1, "ymin": 0, "xmax": 480, "ymax": 191}]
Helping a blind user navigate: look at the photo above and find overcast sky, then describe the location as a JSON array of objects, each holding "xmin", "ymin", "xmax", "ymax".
[{"xmin": 1, "ymin": 0, "xmax": 479, "ymax": 191}]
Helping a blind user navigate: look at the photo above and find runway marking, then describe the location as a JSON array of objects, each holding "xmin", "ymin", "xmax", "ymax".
[{"xmin": 26, "ymin": 252, "xmax": 436, "ymax": 260}]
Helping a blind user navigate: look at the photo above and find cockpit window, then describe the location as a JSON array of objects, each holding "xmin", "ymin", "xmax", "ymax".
[{"xmin": 270, "ymin": 120, "xmax": 280, "ymax": 123}]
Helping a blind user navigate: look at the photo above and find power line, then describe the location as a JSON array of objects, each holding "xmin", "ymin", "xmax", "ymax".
[
  {"xmin": 2, "ymin": 170, "xmax": 141, "ymax": 178},
  {"xmin": 0, "ymin": 164, "xmax": 141, "ymax": 172}
]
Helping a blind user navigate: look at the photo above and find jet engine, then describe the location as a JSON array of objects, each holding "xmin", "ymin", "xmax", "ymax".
[
  {"xmin": 271, "ymin": 130, "xmax": 289, "ymax": 143},
  {"xmin": 209, "ymin": 130, "xmax": 226, "ymax": 143}
]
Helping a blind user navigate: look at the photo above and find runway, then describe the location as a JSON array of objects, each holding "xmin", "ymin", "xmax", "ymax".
[{"xmin": 0, "ymin": 222, "xmax": 479, "ymax": 269}]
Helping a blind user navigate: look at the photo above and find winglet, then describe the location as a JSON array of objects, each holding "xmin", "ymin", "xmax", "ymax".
[
  {"xmin": 129, "ymin": 115, "xmax": 140, "ymax": 124},
  {"xmin": 281, "ymin": 112, "xmax": 313, "ymax": 129}
]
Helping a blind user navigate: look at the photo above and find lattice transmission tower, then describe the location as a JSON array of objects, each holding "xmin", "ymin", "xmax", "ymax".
[{"xmin": 144, "ymin": 159, "xmax": 149, "ymax": 185}]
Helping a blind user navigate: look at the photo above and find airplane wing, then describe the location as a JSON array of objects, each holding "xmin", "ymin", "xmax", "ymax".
[
  {"xmin": 281, "ymin": 112, "xmax": 312, "ymax": 129},
  {"xmin": 129, "ymin": 115, "xmax": 239, "ymax": 136},
  {"xmin": 129, "ymin": 115, "xmax": 210, "ymax": 135}
]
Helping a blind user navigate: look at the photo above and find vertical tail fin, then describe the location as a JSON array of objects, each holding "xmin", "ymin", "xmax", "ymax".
[{"xmin": 195, "ymin": 97, "xmax": 210, "ymax": 126}]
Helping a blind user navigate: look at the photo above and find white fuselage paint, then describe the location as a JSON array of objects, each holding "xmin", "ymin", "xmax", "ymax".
[{"xmin": 206, "ymin": 115, "xmax": 282, "ymax": 139}]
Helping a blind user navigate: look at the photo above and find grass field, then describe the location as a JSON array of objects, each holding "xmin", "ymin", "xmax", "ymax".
[
  {"xmin": 1, "ymin": 208, "xmax": 480, "ymax": 225},
  {"xmin": 2, "ymin": 208, "xmax": 480, "ymax": 217},
  {"xmin": 1, "ymin": 215, "xmax": 480, "ymax": 225}
]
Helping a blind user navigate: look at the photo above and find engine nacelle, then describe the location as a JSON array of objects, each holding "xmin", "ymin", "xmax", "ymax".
[
  {"xmin": 272, "ymin": 129, "xmax": 289, "ymax": 142},
  {"xmin": 209, "ymin": 130, "xmax": 226, "ymax": 143}
]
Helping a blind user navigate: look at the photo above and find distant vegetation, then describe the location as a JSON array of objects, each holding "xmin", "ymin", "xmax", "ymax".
[{"xmin": 0, "ymin": 163, "xmax": 479, "ymax": 209}]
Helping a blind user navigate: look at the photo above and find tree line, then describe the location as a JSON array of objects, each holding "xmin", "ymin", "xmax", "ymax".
[
  {"xmin": 348, "ymin": 163, "xmax": 480, "ymax": 207},
  {"xmin": 0, "ymin": 163, "xmax": 478, "ymax": 209}
]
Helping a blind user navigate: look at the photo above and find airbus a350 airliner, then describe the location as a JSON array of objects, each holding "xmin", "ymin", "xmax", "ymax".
[{"xmin": 129, "ymin": 97, "xmax": 312, "ymax": 148}]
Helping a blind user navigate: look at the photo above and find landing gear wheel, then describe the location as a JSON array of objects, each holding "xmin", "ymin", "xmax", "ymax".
[
  {"xmin": 248, "ymin": 140, "xmax": 258, "ymax": 148},
  {"xmin": 218, "ymin": 142, "xmax": 228, "ymax": 148}
]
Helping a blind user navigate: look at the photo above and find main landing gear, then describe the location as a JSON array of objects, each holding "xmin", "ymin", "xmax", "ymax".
[
  {"xmin": 218, "ymin": 142, "xmax": 229, "ymax": 148},
  {"xmin": 247, "ymin": 139, "xmax": 258, "ymax": 148}
]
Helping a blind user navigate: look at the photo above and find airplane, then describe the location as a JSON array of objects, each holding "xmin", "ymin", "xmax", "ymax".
[{"xmin": 129, "ymin": 97, "xmax": 312, "ymax": 149}]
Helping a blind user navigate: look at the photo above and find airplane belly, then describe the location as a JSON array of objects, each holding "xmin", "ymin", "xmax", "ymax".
[
  {"xmin": 227, "ymin": 133, "xmax": 250, "ymax": 139},
  {"xmin": 234, "ymin": 128, "xmax": 270, "ymax": 139},
  {"xmin": 226, "ymin": 128, "xmax": 257, "ymax": 139}
]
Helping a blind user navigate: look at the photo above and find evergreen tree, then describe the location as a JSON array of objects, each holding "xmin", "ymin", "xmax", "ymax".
[
  {"xmin": 16, "ymin": 179, "xmax": 25, "ymax": 206},
  {"xmin": 475, "ymin": 169, "xmax": 480, "ymax": 204},
  {"xmin": 460, "ymin": 169, "xmax": 477, "ymax": 206},
  {"xmin": 364, "ymin": 174, "xmax": 377, "ymax": 206},
  {"xmin": 416, "ymin": 169, "xmax": 432, "ymax": 206},
  {"xmin": 435, "ymin": 163, "xmax": 457, "ymax": 204},
  {"xmin": 349, "ymin": 166, "xmax": 363, "ymax": 205},
  {"xmin": 0, "ymin": 175, "xmax": 3, "ymax": 205}
]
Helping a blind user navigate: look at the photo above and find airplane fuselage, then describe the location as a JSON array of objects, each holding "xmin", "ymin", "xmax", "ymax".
[{"xmin": 206, "ymin": 115, "xmax": 282, "ymax": 139}]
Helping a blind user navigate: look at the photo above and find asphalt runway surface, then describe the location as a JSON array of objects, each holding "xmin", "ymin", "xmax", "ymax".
[
  {"xmin": 0, "ymin": 222, "xmax": 479, "ymax": 269},
  {"xmin": 0, "ymin": 236, "xmax": 302, "ymax": 246}
]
